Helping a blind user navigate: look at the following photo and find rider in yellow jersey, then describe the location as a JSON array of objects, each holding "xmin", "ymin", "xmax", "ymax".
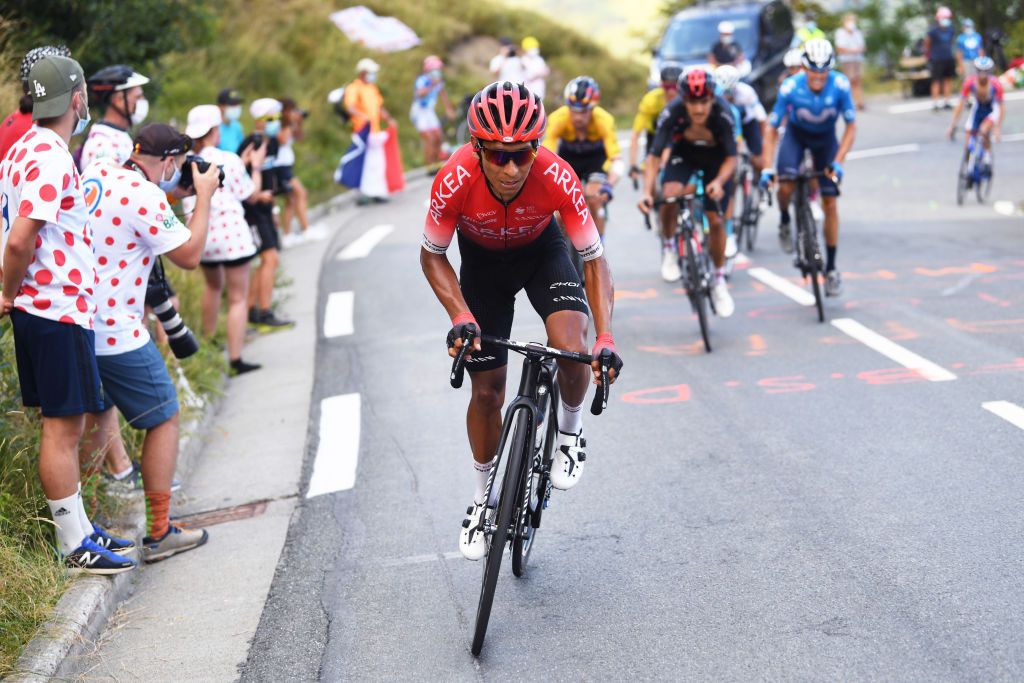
[{"xmin": 542, "ymin": 76, "xmax": 623, "ymax": 237}]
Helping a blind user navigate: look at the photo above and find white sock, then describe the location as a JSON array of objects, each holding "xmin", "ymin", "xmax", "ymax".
[
  {"xmin": 48, "ymin": 493, "xmax": 87, "ymax": 555},
  {"xmin": 716, "ymin": 269, "xmax": 727, "ymax": 284},
  {"xmin": 662, "ymin": 239, "xmax": 674, "ymax": 251},
  {"xmin": 76, "ymin": 483, "xmax": 94, "ymax": 536},
  {"xmin": 558, "ymin": 397, "xmax": 584, "ymax": 435},
  {"xmin": 111, "ymin": 464, "xmax": 134, "ymax": 480},
  {"xmin": 473, "ymin": 458, "xmax": 495, "ymax": 506}
]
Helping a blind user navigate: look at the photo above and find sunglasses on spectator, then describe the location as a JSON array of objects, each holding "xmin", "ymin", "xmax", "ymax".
[
  {"xmin": 259, "ymin": 114, "xmax": 282, "ymax": 122},
  {"xmin": 477, "ymin": 145, "xmax": 536, "ymax": 167}
]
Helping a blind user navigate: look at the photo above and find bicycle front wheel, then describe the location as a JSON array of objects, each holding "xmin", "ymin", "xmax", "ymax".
[
  {"xmin": 472, "ymin": 408, "xmax": 528, "ymax": 656},
  {"xmin": 745, "ymin": 188, "xmax": 761, "ymax": 252},
  {"xmin": 513, "ymin": 382, "xmax": 556, "ymax": 577},
  {"xmin": 956, "ymin": 152, "xmax": 970, "ymax": 206},
  {"xmin": 798, "ymin": 204, "xmax": 825, "ymax": 323},
  {"xmin": 977, "ymin": 150, "xmax": 993, "ymax": 203},
  {"xmin": 683, "ymin": 235, "xmax": 712, "ymax": 352}
]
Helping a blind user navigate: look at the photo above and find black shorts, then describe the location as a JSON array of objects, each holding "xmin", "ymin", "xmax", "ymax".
[
  {"xmin": 741, "ymin": 119, "xmax": 763, "ymax": 156},
  {"xmin": 458, "ymin": 220, "xmax": 589, "ymax": 372},
  {"xmin": 930, "ymin": 58, "xmax": 956, "ymax": 80},
  {"xmin": 663, "ymin": 155, "xmax": 735, "ymax": 212},
  {"xmin": 251, "ymin": 213, "xmax": 280, "ymax": 254},
  {"xmin": 10, "ymin": 310, "xmax": 105, "ymax": 417},
  {"xmin": 200, "ymin": 254, "xmax": 255, "ymax": 269},
  {"xmin": 560, "ymin": 151, "xmax": 607, "ymax": 186}
]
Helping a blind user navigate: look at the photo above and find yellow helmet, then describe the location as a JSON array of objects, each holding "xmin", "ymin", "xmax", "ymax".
[{"xmin": 522, "ymin": 36, "xmax": 540, "ymax": 51}]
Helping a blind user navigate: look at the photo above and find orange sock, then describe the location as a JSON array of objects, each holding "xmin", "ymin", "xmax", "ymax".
[{"xmin": 145, "ymin": 490, "xmax": 172, "ymax": 539}]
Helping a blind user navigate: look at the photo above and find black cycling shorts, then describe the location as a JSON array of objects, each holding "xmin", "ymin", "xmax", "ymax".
[
  {"xmin": 251, "ymin": 213, "xmax": 280, "ymax": 254},
  {"xmin": 458, "ymin": 220, "xmax": 589, "ymax": 373},
  {"xmin": 663, "ymin": 155, "xmax": 734, "ymax": 213}
]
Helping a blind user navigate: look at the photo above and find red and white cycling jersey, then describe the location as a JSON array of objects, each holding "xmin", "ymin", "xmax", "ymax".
[{"xmin": 421, "ymin": 143, "xmax": 603, "ymax": 260}]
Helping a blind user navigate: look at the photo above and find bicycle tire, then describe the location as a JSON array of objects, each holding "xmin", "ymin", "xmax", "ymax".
[
  {"xmin": 745, "ymin": 188, "xmax": 760, "ymax": 252},
  {"xmin": 472, "ymin": 408, "xmax": 529, "ymax": 656},
  {"xmin": 956, "ymin": 151, "xmax": 970, "ymax": 206},
  {"xmin": 798, "ymin": 203, "xmax": 825, "ymax": 323},
  {"xmin": 529, "ymin": 379, "xmax": 558, "ymax": 533},
  {"xmin": 733, "ymin": 168, "xmax": 748, "ymax": 250},
  {"xmin": 684, "ymin": 233, "xmax": 712, "ymax": 352},
  {"xmin": 977, "ymin": 150, "xmax": 993, "ymax": 203},
  {"xmin": 513, "ymin": 381, "xmax": 557, "ymax": 577}
]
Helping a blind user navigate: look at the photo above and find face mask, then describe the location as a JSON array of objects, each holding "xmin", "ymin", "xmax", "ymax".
[
  {"xmin": 940, "ymin": 18, "xmax": 952, "ymax": 27},
  {"xmin": 721, "ymin": 35, "xmax": 733, "ymax": 44},
  {"xmin": 73, "ymin": 94, "xmax": 90, "ymax": 136},
  {"xmin": 430, "ymin": 69, "xmax": 442, "ymax": 80},
  {"xmin": 806, "ymin": 21, "xmax": 817, "ymax": 31},
  {"xmin": 365, "ymin": 72, "xmax": 378, "ymax": 84},
  {"xmin": 225, "ymin": 105, "xmax": 242, "ymax": 121},
  {"xmin": 844, "ymin": 21, "xmax": 856, "ymax": 31},
  {"xmin": 527, "ymin": 48, "xmax": 540, "ymax": 56},
  {"xmin": 964, "ymin": 27, "xmax": 975, "ymax": 34},
  {"xmin": 158, "ymin": 159, "xmax": 182, "ymax": 192},
  {"xmin": 131, "ymin": 98, "xmax": 149, "ymax": 126},
  {"xmin": 264, "ymin": 120, "xmax": 281, "ymax": 137}
]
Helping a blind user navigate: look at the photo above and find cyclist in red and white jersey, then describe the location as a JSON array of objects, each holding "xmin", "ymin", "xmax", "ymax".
[
  {"xmin": 947, "ymin": 56, "xmax": 1004, "ymax": 166},
  {"xmin": 421, "ymin": 81, "xmax": 622, "ymax": 561}
]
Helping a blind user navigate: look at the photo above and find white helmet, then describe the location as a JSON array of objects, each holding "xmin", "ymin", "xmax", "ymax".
[
  {"xmin": 718, "ymin": 20, "xmax": 735, "ymax": 34},
  {"xmin": 714, "ymin": 64, "xmax": 741, "ymax": 93},
  {"xmin": 801, "ymin": 38, "xmax": 835, "ymax": 72},
  {"xmin": 784, "ymin": 48, "xmax": 804, "ymax": 68}
]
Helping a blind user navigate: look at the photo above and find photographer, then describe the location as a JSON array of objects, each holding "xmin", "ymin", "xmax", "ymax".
[
  {"xmin": 183, "ymin": 104, "xmax": 267, "ymax": 375},
  {"xmin": 80, "ymin": 123, "xmax": 219, "ymax": 562},
  {"xmin": 489, "ymin": 37, "xmax": 526, "ymax": 83},
  {"xmin": 80, "ymin": 65, "xmax": 150, "ymax": 168}
]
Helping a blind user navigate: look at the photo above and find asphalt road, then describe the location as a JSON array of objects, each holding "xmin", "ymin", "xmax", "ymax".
[{"xmin": 241, "ymin": 97, "xmax": 1024, "ymax": 681}]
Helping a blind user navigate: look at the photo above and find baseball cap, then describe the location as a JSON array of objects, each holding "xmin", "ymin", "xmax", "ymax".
[
  {"xmin": 718, "ymin": 21, "xmax": 735, "ymax": 34},
  {"xmin": 356, "ymin": 58, "xmax": 380, "ymax": 74},
  {"xmin": 28, "ymin": 55, "xmax": 86, "ymax": 121},
  {"xmin": 217, "ymin": 88, "xmax": 244, "ymax": 105},
  {"xmin": 185, "ymin": 104, "xmax": 223, "ymax": 139},
  {"xmin": 133, "ymin": 123, "xmax": 192, "ymax": 157},
  {"xmin": 250, "ymin": 97, "xmax": 282, "ymax": 119}
]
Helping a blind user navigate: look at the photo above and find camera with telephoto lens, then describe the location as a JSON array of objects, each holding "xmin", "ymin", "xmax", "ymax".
[
  {"xmin": 179, "ymin": 154, "xmax": 225, "ymax": 191},
  {"xmin": 145, "ymin": 258, "xmax": 199, "ymax": 359}
]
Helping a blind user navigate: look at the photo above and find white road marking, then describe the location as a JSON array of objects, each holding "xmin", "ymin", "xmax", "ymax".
[
  {"xmin": 324, "ymin": 291, "xmax": 354, "ymax": 338},
  {"xmin": 994, "ymin": 200, "xmax": 1018, "ymax": 216},
  {"xmin": 337, "ymin": 224, "xmax": 394, "ymax": 260},
  {"xmin": 846, "ymin": 143, "xmax": 920, "ymax": 160},
  {"xmin": 748, "ymin": 267, "xmax": 815, "ymax": 306},
  {"xmin": 982, "ymin": 401, "xmax": 1024, "ymax": 431},
  {"xmin": 831, "ymin": 318, "xmax": 957, "ymax": 382},
  {"xmin": 888, "ymin": 90, "xmax": 1024, "ymax": 114},
  {"xmin": 1003, "ymin": 132, "xmax": 1024, "ymax": 142},
  {"xmin": 307, "ymin": 393, "xmax": 361, "ymax": 498}
]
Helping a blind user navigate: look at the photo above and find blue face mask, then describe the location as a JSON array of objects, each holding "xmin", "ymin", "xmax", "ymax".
[
  {"xmin": 73, "ymin": 96, "xmax": 90, "ymax": 136},
  {"xmin": 264, "ymin": 120, "xmax": 281, "ymax": 137},
  {"xmin": 940, "ymin": 18, "xmax": 952, "ymax": 27},
  {"xmin": 158, "ymin": 160, "xmax": 182, "ymax": 192}
]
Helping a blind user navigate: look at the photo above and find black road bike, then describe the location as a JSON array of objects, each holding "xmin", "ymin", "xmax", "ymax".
[
  {"xmin": 785, "ymin": 153, "xmax": 839, "ymax": 323},
  {"xmin": 450, "ymin": 330, "xmax": 613, "ymax": 656},
  {"xmin": 734, "ymin": 150, "xmax": 768, "ymax": 252}
]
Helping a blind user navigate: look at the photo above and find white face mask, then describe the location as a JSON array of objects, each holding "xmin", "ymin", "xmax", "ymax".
[
  {"xmin": 225, "ymin": 105, "xmax": 242, "ymax": 121},
  {"xmin": 721, "ymin": 34, "xmax": 733, "ymax": 44},
  {"xmin": 844, "ymin": 21, "xmax": 856, "ymax": 31},
  {"xmin": 365, "ymin": 72, "xmax": 378, "ymax": 84},
  {"xmin": 131, "ymin": 98, "xmax": 149, "ymax": 126}
]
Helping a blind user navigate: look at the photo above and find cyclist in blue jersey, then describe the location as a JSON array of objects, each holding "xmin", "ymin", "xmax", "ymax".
[{"xmin": 760, "ymin": 39, "xmax": 856, "ymax": 297}]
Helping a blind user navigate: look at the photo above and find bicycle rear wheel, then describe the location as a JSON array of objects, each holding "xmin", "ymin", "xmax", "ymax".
[
  {"xmin": 683, "ymin": 234, "xmax": 712, "ymax": 352},
  {"xmin": 745, "ymin": 187, "xmax": 761, "ymax": 252},
  {"xmin": 472, "ymin": 409, "xmax": 529, "ymax": 656},
  {"xmin": 956, "ymin": 151, "xmax": 970, "ymax": 206},
  {"xmin": 798, "ymin": 204, "xmax": 825, "ymax": 323},
  {"xmin": 733, "ymin": 168, "xmax": 748, "ymax": 249}
]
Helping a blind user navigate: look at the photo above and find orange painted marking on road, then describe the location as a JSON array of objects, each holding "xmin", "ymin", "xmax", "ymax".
[
  {"xmin": 951, "ymin": 362, "xmax": 965, "ymax": 369},
  {"xmin": 977, "ymin": 292, "xmax": 1012, "ymax": 308},
  {"xmin": 830, "ymin": 373, "xmax": 844, "ymax": 379},
  {"xmin": 750, "ymin": 281, "xmax": 767, "ymax": 293},
  {"xmin": 857, "ymin": 367, "xmax": 930, "ymax": 385},
  {"xmin": 637, "ymin": 341, "xmax": 705, "ymax": 356},
  {"xmin": 947, "ymin": 318, "xmax": 1024, "ymax": 334},
  {"xmin": 724, "ymin": 380, "xmax": 740, "ymax": 387},
  {"xmin": 621, "ymin": 384, "xmax": 691, "ymax": 404},
  {"xmin": 884, "ymin": 321, "xmax": 918, "ymax": 341},
  {"xmin": 756, "ymin": 375, "xmax": 816, "ymax": 394},
  {"xmin": 970, "ymin": 358, "xmax": 1024, "ymax": 376},
  {"xmin": 746, "ymin": 334, "xmax": 767, "ymax": 356},
  {"xmin": 915, "ymin": 263, "xmax": 997, "ymax": 277},
  {"xmin": 841, "ymin": 270, "xmax": 898, "ymax": 281},
  {"xmin": 615, "ymin": 288, "xmax": 659, "ymax": 301}
]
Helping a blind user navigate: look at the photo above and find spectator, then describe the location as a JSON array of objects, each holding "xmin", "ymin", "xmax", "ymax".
[
  {"xmin": 489, "ymin": 37, "xmax": 526, "ymax": 83},
  {"xmin": 0, "ymin": 54, "xmax": 136, "ymax": 574},
  {"xmin": 708, "ymin": 22, "xmax": 744, "ymax": 67},
  {"xmin": 0, "ymin": 45, "xmax": 71, "ymax": 160},
  {"xmin": 217, "ymin": 88, "xmax": 245, "ymax": 153},
  {"xmin": 80, "ymin": 65, "xmax": 150, "ymax": 168},
  {"xmin": 277, "ymin": 97, "xmax": 318, "ymax": 243},
  {"xmin": 410, "ymin": 55, "xmax": 455, "ymax": 169},
  {"xmin": 793, "ymin": 12, "xmax": 827, "ymax": 48},
  {"xmin": 835, "ymin": 13, "xmax": 866, "ymax": 110},
  {"xmin": 521, "ymin": 37, "xmax": 550, "ymax": 101},
  {"xmin": 339, "ymin": 58, "xmax": 394, "ymax": 205},
  {"xmin": 241, "ymin": 98, "xmax": 293, "ymax": 328},
  {"xmin": 183, "ymin": 104, "xmax": 267, "ymax": 375},
  {"xmin": 957, "ymin": 19, "xmax": 985, "ymax": 79},
  {"xmin": 80, "ymin": 123, "xmax": 220, "ymax": 561}
]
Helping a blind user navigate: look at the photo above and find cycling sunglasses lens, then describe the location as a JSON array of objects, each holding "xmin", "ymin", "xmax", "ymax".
[{"xmin": 481, "ymin": 148, "xmax": 534, "ymax": 166}]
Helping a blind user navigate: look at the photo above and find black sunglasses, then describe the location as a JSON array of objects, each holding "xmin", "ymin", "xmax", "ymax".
[{"xmin": 477, "ymin": 145, "xmax": 536, "ymax": 167}]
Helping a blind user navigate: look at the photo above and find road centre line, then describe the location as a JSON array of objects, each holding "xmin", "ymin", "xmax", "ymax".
[
  {"xmin": 336, "ymin": 224, "xmax": 394, "ymax": 260},
  {"xmin": 888, "ymin": 90, "xmax": 1024, "ymax": 114},
  {"xmin": 748, "ymin": 267, "xmax": 816, "ymax": 306},
  {"xmin": 1003, "ymin": 132, "xmax": 1024, "ymax": 142},
  {"xmin": 846, "ymin": 143, "xmax": 920, "ymax": 160},
  {"xmin": 982, "ymin": 401, "xmax": 1024, "ymax": 431},
  {"xmin": 307, "ymin": 393, "xmax": 361, "ymax": 498},
  {"xmin": 831, "ymin": 318, "xmax": 957, "ymax": 382},
  {"xmin": 324, "ymin": 291, "xmax": 354, "ymax": 338}
]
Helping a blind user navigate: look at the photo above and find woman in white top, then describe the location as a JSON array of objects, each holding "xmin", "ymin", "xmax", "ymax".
[{"xmin": 834, "ymin": 13, "xmax": 867, "ymax": 110}]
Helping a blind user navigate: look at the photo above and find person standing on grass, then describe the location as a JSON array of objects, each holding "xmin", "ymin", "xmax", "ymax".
[
  {"xmin": 835, "ymin": 13, "xmax": 866, "ymax": 110},
  {"xmin": 183, "ymin": 104, "xmax": 267, "ymax": 376},
  {"xmin": 0, "ymin": 55, "xmax": 136, "ymax": 574},
  {"xmin": 338, "ymin": 58, "xmax": 395, "ymax": 205},
  {"xmin": 80, "ymin": 124, "xmax": 220, "ymax": 562},
  {"xmin": 276, "ymin": 97, "xmax": 318, "ymax": 243},
  {"xmin": 217, "ymin": 87, "xmax": 246, "ymax": 153},
  {"xmin": 411, "ymin": 55, "xmax": 456, "ymax": 170}
]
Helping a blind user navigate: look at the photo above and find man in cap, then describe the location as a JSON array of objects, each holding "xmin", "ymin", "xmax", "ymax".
[
  {"xmin": 217, "ymin": 88, "xmax": 246, "ymax": 153},
  {"xmin": 0, "ymin": 54, "xmax": 137, "ymax": 574},
  {"xmin": 0, "ymin": 45, "xmax": 71, "ymax": 160},
  {"xmin": 80, "ymin": 64, "xmax": 150, "ymax": 168},
  {"xmin": 708, "ymin": 21, "xmax": 745, "ymax": 67},
  {"xmin": 80, "ymin": 123, "xmax": 220, "ymax": 561},
  {"xmin": 342, "ymin": 58, "xmax": 394, "ymax": 204},
  {"xmin": 521, "ymin": 37, "xmax": 550, "ymax": 100}
]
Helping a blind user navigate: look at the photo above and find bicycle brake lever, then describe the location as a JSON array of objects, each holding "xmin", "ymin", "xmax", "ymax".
[
  {"xmin": 450, "ymin": 327, "xmax": 475, "ymax": 389},
  {"xmin": 590, "ymin": 350, "xmax": 610, "ymax": 416}
]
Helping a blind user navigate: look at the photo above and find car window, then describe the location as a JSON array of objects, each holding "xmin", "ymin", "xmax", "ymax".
[
  {"xmin": 765, "ymin": 2, "xmax": 793, "ymax": 49},
  {"xmin": 660, "ymin": 14, "xmax": 757, "ymax": 62}
]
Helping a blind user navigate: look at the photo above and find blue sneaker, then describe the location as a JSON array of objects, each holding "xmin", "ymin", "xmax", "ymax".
[
  {"xmin": 90, "ymin": 524, "xmax": 136, "ymax": 555},
  {"xmin": 64, "ymin": 538, "xmax": 137, "ymax": 575}
]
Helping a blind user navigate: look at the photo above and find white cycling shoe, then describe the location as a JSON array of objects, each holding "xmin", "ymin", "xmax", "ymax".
[
  {"xmin": 459, "ymin": 502, "xmax": 488, "ymax": 561},
  {"xmin": 725, "ymin": 234, "xmax": 739, "ymax": 259},
  {"xmin": 550, "ymin": 429, "xmax": 586, "ymax": 490},
  {"xmin": 660, "ymin": 249, "xmax": 682, "ymax": 282},
  {"xmin": 711, "ymin": 281, "xmax": 735, "ymax": 318}
]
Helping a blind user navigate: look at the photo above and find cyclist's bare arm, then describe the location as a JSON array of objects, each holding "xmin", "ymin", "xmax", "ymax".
[
  {"xmin": 582, "ymin": 255, "xmax": 617, "ymax": 382},
  {"xmin": 628, "ymin": 129, "xmax": 642, "ymax": 176},
  {"xmin": 420, "ymin": 248, "xmax": 480, "ymax": 355},
  {"xmin": 763, "ymin": 125, "xmax": 780, "ymax": 174},
  {"xmin": 835, "ymin": 120, "xmax": 856, "ymax": 165},
  {"xmin": 948, "ymin": 98, "xmax": 966, "ymax": 137}
]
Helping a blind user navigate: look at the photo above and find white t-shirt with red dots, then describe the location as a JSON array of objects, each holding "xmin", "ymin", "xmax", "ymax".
[
  {"xmin": 82, "ymin": 157, "xmax": 190, "ymax": 355},
  {"xmin": 181, "ymin": 146, "xmax": 257, "ymax": 263},
  {"xmin": 79, "ymin": 122, "xmax": 134, "ymax": 170},
  {"xmin": 0, "ymin": 125, "xmax": 98, "ymax": 329}
]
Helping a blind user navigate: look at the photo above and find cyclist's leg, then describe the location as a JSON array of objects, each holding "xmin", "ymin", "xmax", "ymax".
[
  {"xmin": 775, "ymin": 128, "xmax": 802, "ymax": 251},
  {"xmin": 743, "ymin": 119, "xmax": 765, "ymax": 174},
  {"xmin": 583, "ymin": 172, "xmax": 608, "ymax": 237},
  {"xmin": 810, "ymin": 134, "xmax": 841, "ymax": 272}
]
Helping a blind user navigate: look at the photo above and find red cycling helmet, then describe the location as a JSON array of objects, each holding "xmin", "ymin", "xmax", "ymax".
[
  {"xmin": 467, "ymin": 81, "xmax": 546, "ymax": 144},
  {"xmin": 680, "ymin": 68, "xmax": 713, "ymax": 100}
]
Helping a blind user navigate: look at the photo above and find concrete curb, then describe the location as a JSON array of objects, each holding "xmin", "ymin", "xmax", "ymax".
[{"xmin": 4, "ymin": 168, "xmax": 432, "ymax": 682}]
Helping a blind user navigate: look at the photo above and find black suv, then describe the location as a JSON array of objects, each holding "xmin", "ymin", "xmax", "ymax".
[{"xmin": 652, "ymin": 0, "xmax": 794, "ymax": 105}]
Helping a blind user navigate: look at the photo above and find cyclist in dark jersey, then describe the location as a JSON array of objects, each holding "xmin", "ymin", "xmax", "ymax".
[
  {"xmin": 639, "ymin": 68, "xmax": 738, "ymax": 317},
  {"xmin": 421, "ymin": 81, "xmax": 622, "ymax": 561}
]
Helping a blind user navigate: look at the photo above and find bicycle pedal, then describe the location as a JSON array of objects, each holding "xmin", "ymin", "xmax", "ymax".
[
  {"xmin": 466, "ymin": 506, "xmax": 474, "ymax": 515},
  {"xmin": 462, "ymin": 519, "xmax": 471, "ymax": 528},
  {"xmin": 577, "ymin": 453, "xmax": 586, "ymax": 463},
  {"xmin": 579, "ymin": 437, "xmax": 586, "ymax": 448}
]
